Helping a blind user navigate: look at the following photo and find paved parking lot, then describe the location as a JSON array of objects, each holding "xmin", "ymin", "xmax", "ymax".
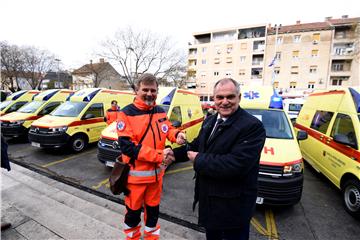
[{"xmin": 6, "ymin": 138, "xmax": 360, "ymax": 239}]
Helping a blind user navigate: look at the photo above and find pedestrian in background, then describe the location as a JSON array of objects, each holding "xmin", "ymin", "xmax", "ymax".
[
  {"xmin": 106, "ymin": 100, "xmax": 120, "ymax": 125},
  {"xmin": 1, "ymin": 134, "xmax": 12, "ymax": 231},
  {"xmin": 116, "ymin": 73, "xmax": 186, "ymax": 239},
  {"xmin": 174, "ymin": 78, "xmax": 266, "ymax": 240}
]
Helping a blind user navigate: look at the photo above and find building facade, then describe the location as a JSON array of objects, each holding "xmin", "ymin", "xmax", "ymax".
[{"xmin": 187, "ymin": 16, "xmax": 360, "ymax": 100}]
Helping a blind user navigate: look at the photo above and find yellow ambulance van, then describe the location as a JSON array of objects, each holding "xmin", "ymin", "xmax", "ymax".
[
  {"xmin": 0, "ymin": 90, "xmax": 40, "ymax": 116},
  {"xmin": 295, "ymin": 87, "xmax": 360, "ymax": 218},
  {"xmin": 0, "ymin": 89, "xmax": 73, "ymax": 138},
  {"xmin": 240, "ymin": 86, "xmax": 308, "ymax": 205},
  {"xmin": 97, "ymin": 87, "xmax": 204, "ymax": 167},
  {"xmin": 28, "ymin": 88, "xmax": 134, "ymax": 152}
]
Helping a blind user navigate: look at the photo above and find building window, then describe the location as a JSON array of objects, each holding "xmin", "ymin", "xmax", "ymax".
[
  {"xmin": 239, "ymin": 69, "xmax": 246, "ymax": 76},
  {"xmin": 214, "ymin": 71, "xmax": 219, "ymax": 76},
  {"xmin": 274, "ymin": 67, "xmax": 280, "ymax": 75},
  {"xmin": 294, "ymin": 35, "xmax": 301, "ymax": 43},
  {"xmin": 308, "ymin": 82, "xmax": 315, "ymax": 88},
  {"xmin": 215, "ymin": 46, "xmax": 221, "ymax": 54},
  {"xmin": 291, "ymin": 66, "xmax": 299, "ymax": 74},
  {"xmin": 200, "ymin": 83, "xmax": 206, "ymax": 88},
  {"xmin": 332, "ymin": 79, "xmax": 343, "ymax": 86},
  {"xmin": 225, "ymin": 70, "xmax": 232, "ymax": 76},
  {"xmin": 201, "ymin": 59, "xmax": 206, "ymax": 64},
  {"xmin": 240, "ymin": 56, "xmax": 246, "ymax": 63},
  {"xmin": 276, "ymin": 37, "xmax": 283, "ymax": 44},
  {"xmin": 309, "ymin": 65, "xmax": 317, "ymax": 74},
  {"xmin": 241, "ymin": 43, "xmax": 247, "ymax": 49},
  {"xmin": 227, "ymin": 45, "xmax": 233, "ymax": 53},
  {"xmin": 202, "ymin": 47, "xmax": 207, "ymax": 53},
  {"xmin": 311, "ymin": 49, "xmax": 319, "ymax": 57},
  {"xmin": 226, "ymin": 57, "xmax": 232, "ymax": 63},
  {"xmin": 292, "ymin": 51, "xmax": 299, "ymax": 59},
  {"xmin": 214, "ymin": 58, "xmax": 220, "ymax": 64},
  {"xmin": 275, "ymin": 52, "xmax": 281, "ymax": 60},
  {"xmin": 200, "ymin": 71, "xmax": 206, "ymax": 77},
  {"xmin": 312, "ymin": 33, "xmax": 320, "ymax": 44},
  {"xmin": 290, "ymin": 82, "xmax": 297, "ymax": 88},
  {"xmin": 332, "ymin": 63, "xmax": 344, "ymax": 72}
]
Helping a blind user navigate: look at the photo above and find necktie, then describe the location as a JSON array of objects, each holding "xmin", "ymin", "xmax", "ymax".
[{"xmin": 207, "ymin": 118, "xmax": 224, "ymax": 145}]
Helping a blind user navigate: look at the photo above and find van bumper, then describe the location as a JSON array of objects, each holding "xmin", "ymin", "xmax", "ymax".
[
  {"xmin": 97, "ymin": 138, "xmax": 121, "ymax": 166},
  {"xmin": 0, "ymin": 124, "xmax": 27, "ymax": 137},
  {"xmin": 258, "ymin": 174, "xmax": 303, "ymax": 206},
  {"xmin": 28, "ymin": 131, "xmax": 70, "ymax": 148}
]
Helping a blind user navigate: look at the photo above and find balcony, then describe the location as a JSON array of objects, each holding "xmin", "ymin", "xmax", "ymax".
[{"xmin": 252, "ymin": 61, "xmax": 263, "ymax": 66}]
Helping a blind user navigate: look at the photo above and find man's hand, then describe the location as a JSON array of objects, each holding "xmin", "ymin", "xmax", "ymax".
[
  {"xmin": 162, "ymin": 148, "xmax": 175, "ymax": 166},
  {"xmin": 176, "ymin": 132, "xmax": 186, "ymax": 145},
  {"xmin": 187, "ymin": 151, "xmax": 198, "ymax": 163}
]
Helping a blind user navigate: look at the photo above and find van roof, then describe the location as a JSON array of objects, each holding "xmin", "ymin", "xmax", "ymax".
[
  {"xmin": 6, "ymin": 90, "xmax": 40, "ymax": 101},
  {"xmin": 68, "ymin": 88, "xmax": 134, "ymax": 102},
  {"xmin": 240, "ymin": 86, "xmax": 283, "ymax": 110}
]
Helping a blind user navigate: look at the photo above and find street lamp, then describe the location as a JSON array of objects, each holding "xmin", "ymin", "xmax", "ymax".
[{"xmin": 55, "ymin": 58, "xmax": 61, "ymax": 89}]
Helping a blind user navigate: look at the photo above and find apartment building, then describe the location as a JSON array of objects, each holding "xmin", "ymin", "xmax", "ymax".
[{"xmin": 188, "ymin": 16, "xmax": 360, "ymax": 99}]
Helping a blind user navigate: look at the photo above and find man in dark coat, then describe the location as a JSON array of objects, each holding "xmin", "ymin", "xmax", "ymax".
[{"xmin": 174, "ymin": 78, "xmax": 266, "ymax": 240}]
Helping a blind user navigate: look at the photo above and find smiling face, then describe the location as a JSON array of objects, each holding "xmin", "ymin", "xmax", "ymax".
[
  {"xmin": 136, "ymin": 82, "xmax": 158, "ymax": 106},
  {"xmin": 214, "ymin": 81, "xmax": 240, "ymax": 118}
]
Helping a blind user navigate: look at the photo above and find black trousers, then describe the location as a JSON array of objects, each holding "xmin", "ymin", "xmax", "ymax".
[{"xmin": 205, "ymin": 224, "xmax": 250, "ymax": 240}]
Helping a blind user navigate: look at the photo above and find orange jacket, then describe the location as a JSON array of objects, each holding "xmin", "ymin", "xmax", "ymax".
[
  {"xmin": 117, "ymin": 96, "xmax": 179, "ymax": 183},
  {"xmin": 106, "ymin": 107, "xmax": 120, "ymax": 125}
]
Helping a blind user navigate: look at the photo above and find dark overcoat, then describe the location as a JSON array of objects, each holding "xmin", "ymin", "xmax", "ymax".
[{"xmin": 175, "ymin": 107, "xmax": 266, "ymax": 230}]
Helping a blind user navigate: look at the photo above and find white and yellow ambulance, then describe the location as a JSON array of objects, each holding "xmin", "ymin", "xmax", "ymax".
[
  {"xmin": 0, "ymin": 90, "xmax": 40, "ymax": 116},
  {"xmin": 97, "ymin": 87, "xmax": 204, "ymax": 167},
  {"xmin": 0, "ymin": 89, "xmax": 73, "ymax": 138},
  {"xmin": 295, "ymin": 87, "xmax": 360, "ymax": 218},
  {"xmin": 28, "ymin": 88, "xmax": 134, "ymax": 152},
  {"xmin": 240, "ymin": 86, "xmax": 308, "ymax": 206}
]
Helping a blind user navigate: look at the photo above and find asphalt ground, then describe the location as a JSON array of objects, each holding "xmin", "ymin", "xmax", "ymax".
[{"xmin": 6, "ymin": 137, "xmax": 360, "ymax": 240}]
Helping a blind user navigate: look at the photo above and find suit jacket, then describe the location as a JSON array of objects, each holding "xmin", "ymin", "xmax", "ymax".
[{"xmin": 174, "ymin": 107, "xmax": 266, "ymax": 230}]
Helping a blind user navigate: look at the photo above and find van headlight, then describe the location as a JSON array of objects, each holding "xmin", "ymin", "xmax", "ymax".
[
  {"xmin": 49, "ymin": 126, "xmax": 68, "ymax": 133},
  {"xmin": 283, "ymin": 160, "xmax": 303, "ymax": 174},
  {"xmin": 10, "ymin": 120, "xmax": 25, "ymax": 126}
]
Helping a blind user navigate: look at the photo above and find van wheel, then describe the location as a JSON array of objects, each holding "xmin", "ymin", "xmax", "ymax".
[
  {"xmin": 343, "ymin": 179, "xmax": 360, "ymax": 219},
  {"xmin": 69, "ymin": 135, "xmax": 87, "ymax": 153}
]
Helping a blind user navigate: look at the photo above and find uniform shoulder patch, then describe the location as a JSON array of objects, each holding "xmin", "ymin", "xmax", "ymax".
[
  {"xmin": 117, "ymin": 121, "xmax": 126, "ymax": 131},
  {"xmin": 161, "ymin": 123, "xmax": 169, "ymax": 133}
]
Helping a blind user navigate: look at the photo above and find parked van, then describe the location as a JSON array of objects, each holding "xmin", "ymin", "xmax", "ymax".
[
  {"xmin": 240, "ymin": 86, "xmax": 308, "ymax": 205},
  {"xmin": 0, "ymin": 90, "xmax": 40, "ymax": 116},
  {"xmin": 0, "ymin": 89, "xmax": 73, "ymax": 138},
  {"xmin": 283, "ymin": 97, "xmax": 305, "ymax": 124},
  {"xmin": 28, "ymin": 88, "xmax": 134, "ymax": 152},
  {"xmin": 295, "ymin": 87, "xmax": 360, "ymax": 218},
  {"xmin": 97, "ymin": 87, "xmax": 204, "ymax": 167}
]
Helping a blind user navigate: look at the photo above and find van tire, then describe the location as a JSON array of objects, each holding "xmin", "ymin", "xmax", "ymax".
[
  {"xmin": 69, "ymin": 135, "xmax": 88, "ymax": 153},
  {"xmin": 343, "ymin": 179, "xmax": 360, "ymax": 219}
]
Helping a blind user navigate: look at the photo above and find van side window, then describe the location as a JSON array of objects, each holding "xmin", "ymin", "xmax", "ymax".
[
  {"xmin": 310, "ymin": 111, "xmax": 334, "ymax": 134},
  {"xmin": 6, "ymin": 101, "xmax": 27, "ymax": 113},
  {"xmin": 40, "ymin": 102, "xmax": 61, "ymax": 115},
  {"xmin": 331, "ymin": 113, "xmax": 357, "ymax": 149},
  {"xmin": 169, "ymin": 106, "xmax": 182, "ymax": 125},
  {"xmin": 84, "ymin": 103, "xmax": 104, "ymax": 118}
]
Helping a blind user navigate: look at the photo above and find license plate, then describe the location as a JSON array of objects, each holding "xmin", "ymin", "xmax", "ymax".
[
  {"xmin": 31, "ymin": 142, "xmax": 41, "ymax": 147},
  {"xmin": 105, "ymin": 161, "xmax": 115, "ymax": 167},
  {"xmin": 256, "ymin": 197, "xmax": 264, "ymax": 204}
]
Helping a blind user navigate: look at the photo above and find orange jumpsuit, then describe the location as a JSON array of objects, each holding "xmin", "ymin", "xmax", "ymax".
[
  {"xmin": 106, "ymin": 106, "xmax": 120, "ymax": 125},
  {"xmin": 117, "ymin": 96, "xmax": 179, "ymax": 240}
]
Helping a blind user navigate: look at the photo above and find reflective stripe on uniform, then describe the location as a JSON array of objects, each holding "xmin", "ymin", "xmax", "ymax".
[{"xmin": 129, "ymin": 168, "xmax": 162, "ymax": 177}]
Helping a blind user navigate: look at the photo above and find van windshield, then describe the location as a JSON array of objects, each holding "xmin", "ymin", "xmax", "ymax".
[
  {"xmin": 0, "ymin": 101, "xmax": 12, "ymax": 110},
  {"xmin": 18, "ymin": 101, "xmax": 44, "ymax": 113},
  {"xmin": 51, "ymin": 102, "xmax": 88, "ymax": 117},
  {"xmin": 245, "ymin": 109, "xmax": 294, "ymax": 139}
]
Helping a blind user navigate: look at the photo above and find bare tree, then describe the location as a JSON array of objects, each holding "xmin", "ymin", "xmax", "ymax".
[
  {"xmin": 83, "ymin": 60, "xmax": 111, "ymax": 87},
  {"xmin": 353, "ymin": 21, "xmax": 360, "ymax": 63},
  {"xmin": 0, "ymin": 41, "xmax": 25, "ymax": 92},
  {"xmin": 22, "ymin": 46, "xmax": 56, "ymax": 89},
  {"xmin": 100, "ymin": 27, "xmax": 185, "ymax": 90},
  {"xmin": 164, "ymin": 65, "xmax": 188, "ymax": 88}
]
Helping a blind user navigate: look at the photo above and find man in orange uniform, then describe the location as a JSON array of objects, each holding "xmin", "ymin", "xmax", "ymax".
[
  {"xmin": 117, "ymin": 73, "xmax": 186, "ymax": 240},
  {"xmin": 106, "ymin": 100, "xmax": 120, "ymax": 124}
]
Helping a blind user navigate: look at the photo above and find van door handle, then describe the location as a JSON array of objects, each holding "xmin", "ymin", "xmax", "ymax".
[
  {"xmin": 319, "ymin": 135, "xmax": 324, "ymax": 141},
  {"xmin": 326, "ymin": 139, "xmax": 331, "ymax": 144}
]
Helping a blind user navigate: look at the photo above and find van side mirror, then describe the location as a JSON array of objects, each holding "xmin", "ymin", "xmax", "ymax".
[
  {"xmin": 171, "ymin": 120, "xmax": 182, "ymax": 128},
  {"xmin": 333, "ymin": 134, "xmax": 357, "ymax": 149},
  {"xmin": 82, "ymin": 113, "xmax": 96, "ymax": 120},
  {"xmin": 297, "ymin": 130, "xmax": 308, "ymax": 141}
]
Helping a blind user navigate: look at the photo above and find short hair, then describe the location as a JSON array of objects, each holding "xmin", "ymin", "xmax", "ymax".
[
  {"xmin": 213, "ymin": 78, "xmax": 240, "ymax": 95},
  {"xmin": 135, "ymin": 73, "xmax": 158, "ymax": 90},
  {"xmin": 111, "ymin": 100, "xmax": 118, "ymax": 105}
]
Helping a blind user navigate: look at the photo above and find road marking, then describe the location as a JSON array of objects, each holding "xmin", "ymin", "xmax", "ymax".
[
  {"xmin": 265, "ymin": 209, "xmax": 279, "ymax": 239},
  {"xmin": 251, "ymin": 217, "xmax": 268, "ymax": 236},
  {"xmin": 165, "ymin": 166, "xmax": 193, "ymax": 175},
  {"xmin": 92, "ymin": 178, "xmax": 109, "ymax": 190},
  {"xmin": 41, "ymin": 150, "xmax": 96, "ymax": 168}
]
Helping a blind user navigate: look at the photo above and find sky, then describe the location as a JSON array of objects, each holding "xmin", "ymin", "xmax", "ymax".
[{"xmin": 1, "ymin": 0, "xmax": 359, "ymax": 70}]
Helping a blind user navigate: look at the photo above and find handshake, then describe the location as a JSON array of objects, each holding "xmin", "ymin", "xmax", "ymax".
[{"xmin": 161, "ymin": 131, "xmax": 187, "ymax": 167}]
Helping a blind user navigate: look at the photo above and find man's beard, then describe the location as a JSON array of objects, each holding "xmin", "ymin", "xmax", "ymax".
[{"xmin": 144, "ymin": 96, "xmax": 155, "ymax": 106}]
